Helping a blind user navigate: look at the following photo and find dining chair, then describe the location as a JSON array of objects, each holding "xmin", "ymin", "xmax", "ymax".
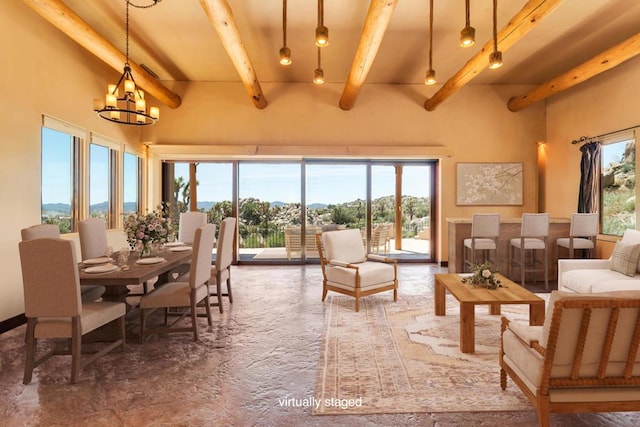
[
  {"xmin": 21, "ymin": 224, "xmax": 106, "ymax": 303},
  {"xmin": 78, "ymin": 218, "xmax": 109, "ymax": 260},
  {"xmin": 463, "ymin": 213, "xmax": 500, "ymax": 272},
  {"xmin": 556, "ymin": 212, "xmax": 598, "ymax": 259},
  {"xmin": 19, "ymin": 238, "xmax": 125, "ymax": 384},
  {"xmin": 508, "ymin": 213, "xmax": 550, "ymax": 290},
  {"xmin": 178, "ymin": 211, "xmax": 208, "ymax": 244},
  {"xmin": 139, "ymin": 224, "xmax": 216, "ymax": 342}
]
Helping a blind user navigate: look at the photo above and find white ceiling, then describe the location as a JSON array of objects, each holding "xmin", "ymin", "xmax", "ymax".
[{"xmin": 60, "ymin": 0, "xmax": 640, "ymax": 87}]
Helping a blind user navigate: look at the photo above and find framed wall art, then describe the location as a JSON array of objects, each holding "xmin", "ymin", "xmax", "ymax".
[{"xmin": 456, "ymin": 162, "xmax": 523, "ymax": 206}]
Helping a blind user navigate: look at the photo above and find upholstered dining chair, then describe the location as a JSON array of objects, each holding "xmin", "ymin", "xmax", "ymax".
[
  {"xmin": 139, "ymin": 224, "xmax": 216, "ymax": 342},
  {"xmin": 556, "ymin": 213, "xmax": 598, "ymax": 259},
  {"xmin": 78, "ymin": 218, "xmax": 109, "ymax": 260},
  {"xmin": 317, "ymin": 229, "xmax": 398, "ymax": 312},
  {"xmin": 175, "ymin": 217, "xmax": 236, "ymax": 313},
  {"xmin": 178, "ymin": 211, "xmax": 208, "ymax": 244},
  {"xmin": 21, "ymin": 224, "xmax": 105, "ymax": 303},
  {"xmin": 463, "ymin": 213, "xmax": 500, "ymax": 272},
  {"xmin": 19, "ymin": 238, "xmax": 126, "ymax": 384},
  {"xmin": 509, "ymin": 213, "xmax": 550, "ymax": 290}
]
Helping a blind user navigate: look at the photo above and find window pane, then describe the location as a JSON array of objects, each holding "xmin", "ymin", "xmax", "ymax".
[
  {"xmin": 123, "ymin": 152, "xmax": 139, "ymax": 214},
  {"xmin": 601, "ymin": 139, "xmax": 636, "ymax": 236},
  {"xmin": 41, "ymin": 128, "xmax": 72, "ymax": 233},
  {"xmin": 89, "ymin": 143, "xmax": 110, "ymax": 225}
]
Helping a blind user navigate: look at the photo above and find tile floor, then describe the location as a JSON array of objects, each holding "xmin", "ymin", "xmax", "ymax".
[{"xmin": 1, "ymin": 264, "xmax": 639, "ymax": 426}]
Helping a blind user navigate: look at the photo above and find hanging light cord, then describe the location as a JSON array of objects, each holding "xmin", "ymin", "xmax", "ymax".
[
  {"xmin": 492, "ymin": 0, "xmax": 498, "ymax": 51},
  {"xmin": 317, "ymin": 46, "xmax": 322, "ymax": 69},
  {"xmin": 465, "ymin": 0, "xmax": 470, "ymax": 27},
  {"xmin": 318, "ymin": 0, "xmax": 323, "ymax": 27},
  {"xmin": 428, "ymin": 0, "xmax": 433, "ymax": 69},
  {"xmin": 282, "ymin": 0, "xmax": 287, "ymax": 47},
  {"xmin": 125, "ymin": 0, "xmax": 130, "ymax": 66}
]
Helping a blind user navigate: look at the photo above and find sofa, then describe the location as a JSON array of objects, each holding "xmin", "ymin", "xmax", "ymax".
[{"xmin": 558, "ymin": 229, "xmax": 640, "ymax": 293}]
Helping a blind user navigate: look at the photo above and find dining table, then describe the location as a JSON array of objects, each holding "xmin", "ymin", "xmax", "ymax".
[
  {"xmin": 79, "ymin": 246, "xmax": 193, "ymax": 300},
  {"xmin": 79, "ymin": 246, "xmax": 194, "ymax": 341}
]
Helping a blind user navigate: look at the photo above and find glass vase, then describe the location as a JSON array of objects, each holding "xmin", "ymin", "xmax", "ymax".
[{"xmin": 140, "ymin": 241, "xmax": 152, "ymax": 258}]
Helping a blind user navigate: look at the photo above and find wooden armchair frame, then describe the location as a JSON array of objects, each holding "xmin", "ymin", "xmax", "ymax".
[
  {"xmin": 500, "ymin": 296, "xmax": 640, "ymax": 427},
  {"xmin": 316, "ymin": 231, "xmax": 398, "ymax": 312}
]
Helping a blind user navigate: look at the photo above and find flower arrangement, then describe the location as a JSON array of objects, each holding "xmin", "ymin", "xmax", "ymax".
[
  {"xmin": 123, "ymin": 209, "xmax": 173, "ymax": 254},
  {"xmin": 461, "ymin": 261, "xmax": 503, "ymax": 290}
]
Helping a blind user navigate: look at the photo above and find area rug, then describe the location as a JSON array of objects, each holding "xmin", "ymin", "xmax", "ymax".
[{"xmin": 313, "ymin": 293, "xmax": 549, "ymax": 415}]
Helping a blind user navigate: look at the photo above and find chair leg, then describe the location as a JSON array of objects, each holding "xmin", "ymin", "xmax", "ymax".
[
  {"xmin": 520, "ymin": 248, "xmax": 525, "ymax": 287},
  {"xmin": 355, "ymin": 297, "xmax": 360, "ymax": 312},
  {"xmin": 226, "ymin": 277, "xmax": 233, "ymax": 304},
  {"xmin": 204, "ymin": 294, "xmax": 213, "ymax": 326},
  {"xmin": 23, "ymin": 318, "xmax": 37, "ymax": 385},
  {"xmin": 322, "ymin": 284, "xmax": 328, "ymax": 301},
  {"xmin": 216, "ymin": 280, "xmax": 223, "ymax": 313},
  {"xmin": 191, "ymin": 300, "xmax": 199, "ymax": 341},
  {"xmin": 140, "ymin": 308, "xmax": 147, "ymax": 344},
  {"xmin": 118, "ymin": 316, "xmax": 126, "ymax": 350},
  {"xmin": 500, "ymin": 367, "xmax": 507, "ymax": 390},
  {"xmin": 70, "ymin": 317, "xmax": 81, "ymax": 384},
  {"xmin": 544, "ymin": 247, "xmax": 549, "ymax": 291}
]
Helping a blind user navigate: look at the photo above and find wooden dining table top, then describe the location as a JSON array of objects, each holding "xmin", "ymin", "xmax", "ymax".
[{"xmin": 79, "ymin": 248, "xmax": 193, "ymax": 286}]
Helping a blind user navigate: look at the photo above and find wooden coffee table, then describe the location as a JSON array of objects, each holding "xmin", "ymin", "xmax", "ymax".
[{"xmin": 434, "ymin": 273, "xmax": 545, "ymax": 353}]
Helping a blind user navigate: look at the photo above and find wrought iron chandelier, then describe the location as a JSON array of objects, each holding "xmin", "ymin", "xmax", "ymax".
[{"xmin": 93, "ymin": 0, "xmax": 160, "ymax": 126}]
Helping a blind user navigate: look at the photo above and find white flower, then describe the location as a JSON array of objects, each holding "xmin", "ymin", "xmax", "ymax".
[{"xmin": 482, "ymin": 269, "xmax": 492, "ymax": 279}]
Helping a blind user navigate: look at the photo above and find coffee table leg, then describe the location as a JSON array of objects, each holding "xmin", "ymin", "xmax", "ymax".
[
  {"xmin": 489, "ymin": 303, "xmax": 501, "ymax": 315},
  {"xmin": 435, "ymin": 278, "xmax": 446, "ymax": 316},
  {"xmin": 530, "ymin": 301, "xmax": 545, "ymax": 326},
  {"xmin": 460, "ymin": 302, "xmax": 475, "ymax": 353}
]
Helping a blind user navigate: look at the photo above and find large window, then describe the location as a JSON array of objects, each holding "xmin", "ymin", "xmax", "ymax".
[
  {"xmin": 123, "ymin": 152, "xmax": 140, "ymax": 214},
  {"xmin": 41, "ymin": 127, "xmax": 76, "ymax": 233},
  {"xmin": 601, "ymin": 135, "xmax": 637, "ymax": 236},
  {"xmin": 89, "ymin": 143, "xmax": 111, "ymax": 224}
]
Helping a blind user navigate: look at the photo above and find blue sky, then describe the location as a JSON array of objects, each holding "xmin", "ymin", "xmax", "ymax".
[
  {"xmin": 175, "ymin": 162, "xmax": 431, "ymax": 204},
  {"xmin": 42, "ymin": 126, "xmax": 431, "ymax": 205}
]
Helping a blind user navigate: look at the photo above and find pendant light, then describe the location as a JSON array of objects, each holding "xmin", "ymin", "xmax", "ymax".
[
  {"xmin": 279, "ymin": 0, "xmax": 292, "ymax": 65},
  {"xmin": 315, "ymin": 0, "xmax": 328, "ymax": 47},
  {"xmin": 489, "ymin": 0, "xmax": 503, "ymax": 69},
  {"xmin": 425, "ymin": 0, "xmax": 436, "ymax": 85},
  {"xmin": 460, "ymin": 0, "xmax": 475, "ymax": 47},
  {"xmin": 313, "ymin": 47, "xmax": 324, "ymax": 84}
]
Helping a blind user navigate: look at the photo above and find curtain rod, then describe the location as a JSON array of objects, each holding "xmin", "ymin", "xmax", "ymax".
[{"xmin": 571, "ymin": 124, "xmax": 640, "ymax": 145}]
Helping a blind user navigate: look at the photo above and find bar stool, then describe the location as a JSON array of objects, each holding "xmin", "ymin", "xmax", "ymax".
[
  {"xmin": 556, "ymin": 213, "xmax": 598, "ymax": 259},
  {"xmin": 463, "ymin": 213, "xmax": 500, "ymax": 272},
  {"xmin": 509, "ymin": 213, "xmax": 549, "ymax": 290}
]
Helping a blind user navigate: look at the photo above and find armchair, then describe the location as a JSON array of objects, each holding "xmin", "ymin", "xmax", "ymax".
[
  {"xmin": 316, "ymin": 229, "xmax": 397, "ymax": 312},
  {"xmin": 500, "ymin": 290, "xmax": 640, "ymax": 427}
]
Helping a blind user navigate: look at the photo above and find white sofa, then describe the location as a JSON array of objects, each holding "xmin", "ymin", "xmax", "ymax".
[{"xmin": 558, "ymin": 229, "xmax": 640, "ymax": 293}]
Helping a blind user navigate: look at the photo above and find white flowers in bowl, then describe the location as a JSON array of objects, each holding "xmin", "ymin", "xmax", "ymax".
[{"xmin": 461, "ymin": 261, "xmax": 503, "ymax": 290}]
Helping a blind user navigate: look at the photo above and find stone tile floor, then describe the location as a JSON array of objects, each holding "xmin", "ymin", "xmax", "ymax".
[{"xmin": 1, "ymin": 264, "xmax": 639, "ymax": 426}]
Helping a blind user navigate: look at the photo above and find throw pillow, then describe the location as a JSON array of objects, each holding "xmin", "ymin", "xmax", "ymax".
[{"xmin": 610, "ymin": 241, "xmax": 640, "ymax": 277}]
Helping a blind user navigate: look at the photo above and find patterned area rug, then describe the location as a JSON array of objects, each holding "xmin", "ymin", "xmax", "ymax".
[{"xmin": 313, "ymin": 293, "xmax": 549, "ymax": 415}]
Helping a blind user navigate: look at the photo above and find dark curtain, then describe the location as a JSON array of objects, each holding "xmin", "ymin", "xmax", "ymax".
[{"xmin": 577, "ymin": 141, "xmax": 601, "ymax": 213}]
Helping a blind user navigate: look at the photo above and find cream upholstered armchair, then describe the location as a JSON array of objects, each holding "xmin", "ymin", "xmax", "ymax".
[
  {"xmin": 317, "ymin": 229, "xmax": 398, "ymax": 312},
  {"xmin": 19, "ymin": 238, "xmax": 125, "ymax": 384},
  {"xmin": 500, "ymin": 290, "xmax": 640, "ymax": 427}
]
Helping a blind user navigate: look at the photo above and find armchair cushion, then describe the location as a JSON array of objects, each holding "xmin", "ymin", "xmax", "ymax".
[
  {"xmin": 322, "ymin": 229, "xmax": 366, "ymax": 264},
  {"xmin": 609, "ymin": 241, "xmax": 640, "ymax": 277},
  {"xmin": 325, "ymin": 262, "xmax": 396, "ymax": 291},
  {"xmin": 620, "ymin": 229, "xmax": 640, "ymax": 272}
]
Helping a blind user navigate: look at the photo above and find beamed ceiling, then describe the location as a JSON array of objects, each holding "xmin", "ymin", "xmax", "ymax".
[{"xmin": 23, "ymin": 0, "xmax": 640, "ymax": 111}]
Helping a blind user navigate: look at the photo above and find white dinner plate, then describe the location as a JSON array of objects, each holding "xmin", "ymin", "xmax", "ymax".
[
  {"xmin": 164, "ymin": 242, "xmax": 185, "ymax": 247},
  {"xmin": 136, "ymin": 257, "xmax": 166, "ymax": 265},
  {"xmin": 84, "ymin": 264, "xmax": 118, "ymax": 274},
  {"xmin": 83, "ymin": 257, "xmax": 112, "ymax": 265},
  {"xmin": 169, "ymin": 246, "xmax": 191, "ymax": 252}
]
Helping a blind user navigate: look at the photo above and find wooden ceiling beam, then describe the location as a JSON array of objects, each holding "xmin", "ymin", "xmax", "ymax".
[
  {"xmin": 508, "ymin": 32, "xmax": 640, "ymax": 112},
  {"xmin": 424, "ymin": 0, "xmax": 562, "ymax": 112},
  {"xmin": 22, "ymin": 0, "xmax": 182, "ymax": 109},
  {"xmin": 199, "ymin": 0, "xmax": 267, "ymax": 109},
  {"xmin": 339, "ymin": 0, "xmax": 399, "ymax": 111}
]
